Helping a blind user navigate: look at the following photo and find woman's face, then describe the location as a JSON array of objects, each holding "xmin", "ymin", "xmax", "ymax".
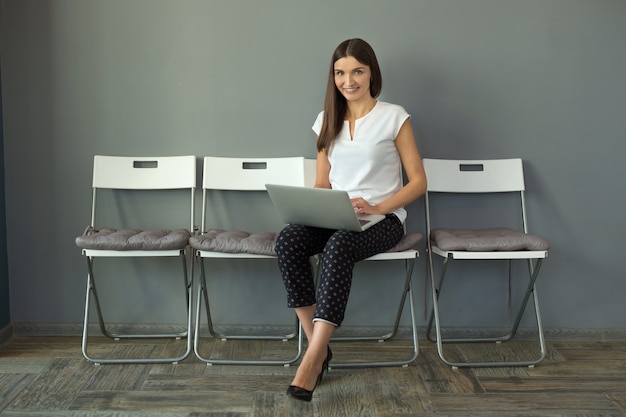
[{"xmin": 333, "ymin": 56, "xmax": 372, "ymax": 103}]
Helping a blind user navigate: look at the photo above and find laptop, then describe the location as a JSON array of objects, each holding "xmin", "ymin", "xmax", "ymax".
[{"xmin": 265, "ymin": 184, "xmax": 385, "ymax": 232}]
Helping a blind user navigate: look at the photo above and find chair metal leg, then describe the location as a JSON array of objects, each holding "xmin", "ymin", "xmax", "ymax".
[
  {"xmin": 197, "ymin": 257, "xmax": 298, "ymax": 341},
  {"xmin": 81, "ymin": 253, "xmax": 193, "ymax": 365},
  {"xmin": 330, "ymin": 258, "xmax": 420, "ymax": 369},
  {"xmin": 427, "ymin": 255, "xmax": 547, "ymax": 368},
  {"xmin": 193, "ymin": 255, "xmax": 303, "ymax": 365}
]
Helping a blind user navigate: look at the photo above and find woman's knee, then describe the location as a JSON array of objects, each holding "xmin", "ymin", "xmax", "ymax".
[
  {"xmin": 276, "ymin": 224, "xmax": 325, "ymax": 258},
  {"xmin": 323, "ymin": 230, "xmax": 358, "ymax": 255}
]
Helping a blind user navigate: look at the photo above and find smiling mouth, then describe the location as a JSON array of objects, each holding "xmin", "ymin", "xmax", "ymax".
[{"xmin": 343, "ymin": 87, "xmax": 358, "ymax": 93}]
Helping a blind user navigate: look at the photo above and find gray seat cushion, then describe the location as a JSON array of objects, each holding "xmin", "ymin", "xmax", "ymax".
[
  {"xmin": 76, "ymin": 227, "xmax": 191, "ymax": 251},
  {"xmin": 388, "ymin": 232, "xmax": 423, "ymax": 252},
  {"xmin": 189, "ymin": 229, "xmax": 278, "ymax": 256},
  {"xmin": 188, "ymin": 229, "xmax": 423, "ymax": 257},
  {"xmin": 431, "ymin": 227, "xmax": 550, "ymax": 252}
]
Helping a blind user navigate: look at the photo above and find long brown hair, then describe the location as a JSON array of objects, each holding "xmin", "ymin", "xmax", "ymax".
[{"xmin": 317, "ymin": 39, "xmax": 383, "ymax": 153}]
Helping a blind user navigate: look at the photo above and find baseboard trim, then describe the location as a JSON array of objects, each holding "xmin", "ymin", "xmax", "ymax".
[{"xmin": 9, "ymin": 322, "xmax": 626, "ymax": 341}]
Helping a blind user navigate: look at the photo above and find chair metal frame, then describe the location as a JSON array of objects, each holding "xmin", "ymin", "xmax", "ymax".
[
  {"xmin": 423, "ymin": 158, "xmax": 548, "ymax": 368},
  {"xmin": 192, "ymin": 156, "xmax": 314, "ymax": 365},
  {"xmin": 328, "ymin": 248, "xmax": 421, "ymax": 369},
  {"xmin": 80, "ymin": 155, "xmax": 196, "ymax": 365}
]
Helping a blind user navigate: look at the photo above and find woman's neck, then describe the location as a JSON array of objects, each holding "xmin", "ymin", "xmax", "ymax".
[{"xmin": 345, "ymin": 97, "xmax": 377, "ymax": 121}]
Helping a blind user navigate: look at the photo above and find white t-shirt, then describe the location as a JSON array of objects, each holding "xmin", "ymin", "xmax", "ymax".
[{"xmin": 312, "ymin": 101, "xmax": 410, "ymax": 223}]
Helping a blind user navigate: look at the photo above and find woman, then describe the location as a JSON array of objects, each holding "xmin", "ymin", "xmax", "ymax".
[{"xmin": 275, "ymin": 38, "xmax": 427, "ymax": 402}]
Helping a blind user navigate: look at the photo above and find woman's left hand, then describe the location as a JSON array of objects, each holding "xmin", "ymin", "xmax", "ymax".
[{"xmin": 351, "ymin": 197, "xmax": 377, "ymax": 215}]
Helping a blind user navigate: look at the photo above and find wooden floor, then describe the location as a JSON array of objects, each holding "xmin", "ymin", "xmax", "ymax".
[{"xmin": 1, "ymin": 335, "xmax": 625, "ymax": 416}]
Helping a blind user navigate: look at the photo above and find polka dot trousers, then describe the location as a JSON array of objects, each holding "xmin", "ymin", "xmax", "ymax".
[{"xmin": 275, "ymin": 214, "xmax": 404, "ymax": 326}]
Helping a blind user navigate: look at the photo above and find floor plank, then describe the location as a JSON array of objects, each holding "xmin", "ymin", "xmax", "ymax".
[{"xmin": 8, "ymin": 358, "xmax": 98, "ymax": 411}]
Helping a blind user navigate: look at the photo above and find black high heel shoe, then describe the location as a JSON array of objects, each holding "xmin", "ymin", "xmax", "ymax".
[{"xmin": 286, "ymin": 346, "xmax": 333, "ymax": 402}]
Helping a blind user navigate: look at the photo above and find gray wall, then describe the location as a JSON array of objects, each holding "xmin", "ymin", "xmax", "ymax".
[{"xmin": 1, "ymin": 0, "xmax": 625, "ymax": 332}]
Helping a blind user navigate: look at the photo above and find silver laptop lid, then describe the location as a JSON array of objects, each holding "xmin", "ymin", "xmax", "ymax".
[{"xmin": 265, "ymin": 184, "xmax": 384, "ymax": 232}]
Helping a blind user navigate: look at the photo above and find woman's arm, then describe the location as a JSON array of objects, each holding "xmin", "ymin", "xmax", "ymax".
[
  {"xmin": 354, "ymin": 119, "xmax": 427, "ymax": 215},
  {"xmin": 314, "ymin": 150, "xmax": 332, "ymax": 189}
]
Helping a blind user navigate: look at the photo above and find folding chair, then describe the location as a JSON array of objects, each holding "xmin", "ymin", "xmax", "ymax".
[
  {"xmin": 190, "ymin": 156, "xmax": 314, "ymax": 365},
  {"xmin": 423, "ymin": 158, "xmax": 550, "ymax": 368},
  {"xmin": 76, "ymin": 155, "xmax": 196, "ymax": 364}
]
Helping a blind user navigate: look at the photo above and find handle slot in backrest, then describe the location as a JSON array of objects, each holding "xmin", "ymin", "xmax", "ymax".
[
  {"xmin": 242, "ymin": 162, "xmax": 268, "ymax": 170},
  {"xmin": 133, "ymin": 160, "xmax": 158, "ymax": 169},
  {"xmin": 459, "ymin": 163, "xmax": 484, "ymax": 172}
]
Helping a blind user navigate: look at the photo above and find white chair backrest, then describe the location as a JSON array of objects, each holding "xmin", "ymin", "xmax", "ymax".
[
  {"xmin": 423, "ymin": 158, "xmax": 525, "ymax": 193},
  {"xmin": 90, "ymin": 155, "xmax": 196, "ymax": 230},
  {"xmin": 92, "ymin": 155, "xmax": 197, "ymax": 190},
  {"xmin": 303, "ymin": 158, "xmax": 316, "ymax": 188},
  {"xmin": 202, "ymin": 156, "xmax": 309, "ymax": 190}
]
